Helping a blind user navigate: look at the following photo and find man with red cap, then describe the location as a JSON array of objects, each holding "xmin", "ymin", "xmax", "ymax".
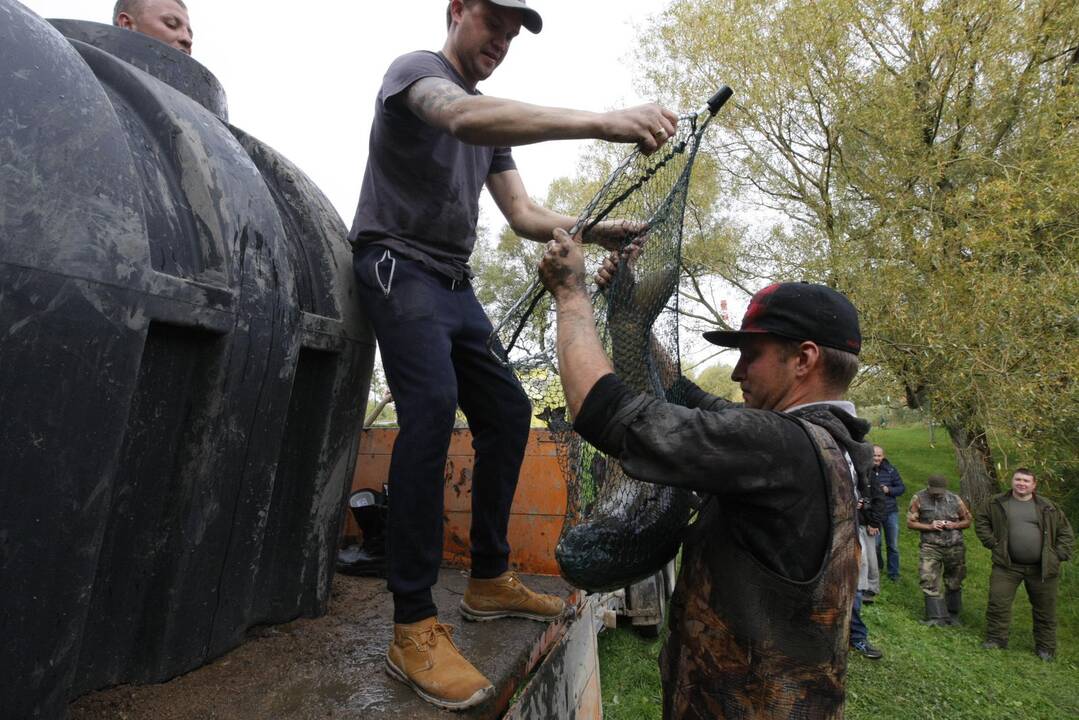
[{"xmin": 540, "ymin": 233, "xmax": 870, "ymax": 719}]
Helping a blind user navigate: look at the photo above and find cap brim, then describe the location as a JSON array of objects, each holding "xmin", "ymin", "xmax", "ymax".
[
  {"xmin": 702, "ymin": 329, "xmax": 767, "ymax": 348},
  {"xmin": 488, "ymin": 0, "xmax": 542, "ymax": 33},
  {"xmin": 521, "ymin": 8, "xmax": 542, "ymax": 33}
]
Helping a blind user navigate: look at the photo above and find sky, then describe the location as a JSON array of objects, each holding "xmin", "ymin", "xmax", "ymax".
[{"xmin": 20, "ymin": 0, "xmax": 666, "ymax": 230}]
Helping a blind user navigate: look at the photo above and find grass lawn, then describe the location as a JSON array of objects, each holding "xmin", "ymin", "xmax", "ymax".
[{"xmin": 597, "ymin": 423, "xmax": 1079, "ymax": 719}]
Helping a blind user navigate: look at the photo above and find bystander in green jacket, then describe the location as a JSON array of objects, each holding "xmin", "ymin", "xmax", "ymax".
[
  {"xmin": 975, "ymin": 490, "xmax": 1074, "ymax": 580},
  {"xmin": 974, "ymin": 469, "xmax": 1074, "ymax": 660}
]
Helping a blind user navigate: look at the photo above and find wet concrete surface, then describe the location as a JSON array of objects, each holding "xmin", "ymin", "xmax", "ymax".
[{"xmin": 69, "ymin": 570, "xmax": 574, "ymax": 719}]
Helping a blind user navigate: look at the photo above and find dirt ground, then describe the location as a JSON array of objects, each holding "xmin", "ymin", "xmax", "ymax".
[{"xmin": 69, "ymin": 571, "xmax": 573, "ymax": 720}]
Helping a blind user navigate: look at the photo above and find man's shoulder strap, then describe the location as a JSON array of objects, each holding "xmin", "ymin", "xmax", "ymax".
[{"xmin": 793, "ymin": 415, "xmax": 839, "ymax": 452}]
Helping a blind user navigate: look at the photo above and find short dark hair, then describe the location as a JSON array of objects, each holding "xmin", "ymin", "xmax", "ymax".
[
  {"xmin": 113, "ymin": 0, "xmax": 187, "ymax": 23},
  {"xmin": 446, "ymin": 0, "xmax": 478, "ymax": 29},
  {"xmin": 774, "ymin": 338, "xmax": 859, "ymax": 392},
  {"xmin": 1013, "ymin": 467, "xmax": 1037, "ymax": 482},
  {"xmin": 114, "ymin": 0, "xmax": 139, "ymax": 22},
  {"xmin": 820, "ymin": 346, "xmax": 859, "ymax": 391}
]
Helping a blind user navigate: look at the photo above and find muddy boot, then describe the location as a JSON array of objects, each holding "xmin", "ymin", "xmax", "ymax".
[
  {"xmin": 385, "ymin": 617, "xmax": 493, "ymax": 711},
  {"xmin": 922, "ymin": 595, "xmax": 949, "ymax": 626},
  {"xmin": 945, "ymin": 589, "xmax": 962, "ymax": 626},
  {"xmin": 460, "ymin": 571, "xmax": 566, "ymax": 622}
]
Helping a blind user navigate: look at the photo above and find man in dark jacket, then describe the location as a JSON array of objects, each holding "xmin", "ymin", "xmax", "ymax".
[
  {"xmin": 850, "ymin": 469, "xmax": 885, "ymax": 658},
  {"xmin": 540, "ymin": 235, "xmax": 869, "ymax": 719},
  {"xmin": 857, "ymin": 464, "xmax": 885, "ymax": 602},
  {"xmin": 975, "ymin": 468, "xmax": 1074, "ymax": 660},
  {"xmin": 872, "ymin": 445, "xmax": 906, "ymax": 580}
]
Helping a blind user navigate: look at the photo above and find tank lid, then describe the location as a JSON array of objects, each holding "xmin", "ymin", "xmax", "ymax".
[{"xmin": 48, "ymin": 19, "xmax": 229, "ymax": 122}]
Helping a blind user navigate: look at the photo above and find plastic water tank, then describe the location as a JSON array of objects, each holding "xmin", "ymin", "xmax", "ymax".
[{"xmin": 0, "ymin": 5, "xmax": 374, "ymax": 716}]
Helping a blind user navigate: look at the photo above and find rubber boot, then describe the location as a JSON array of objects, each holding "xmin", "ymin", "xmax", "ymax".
[
  {"xmin": 945, "ymin": 589, "xmax": 962, "ymax": 626},
  {"xmin": 337, "ymin": 489, "xmax": 387, "ymax": 577},
  {"xmin": 922, "ymin": 595, "xmax": 949, "ymax": 626}
]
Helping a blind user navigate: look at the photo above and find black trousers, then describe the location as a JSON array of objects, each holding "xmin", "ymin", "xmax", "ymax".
[{"xmin": 353, "ymin": 246, "xmax": 531, "ymax": 624}]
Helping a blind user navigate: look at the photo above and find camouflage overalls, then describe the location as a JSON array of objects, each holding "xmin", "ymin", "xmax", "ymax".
[
  {"xmin": 661, "ymin": 419, "xmax": 860, "ymax": 719},
  {"xmin": 910, "ymin": 489, "xmax": 968, "ymax": 597}
]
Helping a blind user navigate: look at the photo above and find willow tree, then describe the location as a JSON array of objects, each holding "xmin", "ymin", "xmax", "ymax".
[{"xmin": 640, "ymin": 0, "xmax": 1079, "ymax": 507}]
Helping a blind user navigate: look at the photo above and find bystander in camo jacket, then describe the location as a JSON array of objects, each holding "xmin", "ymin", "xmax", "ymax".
[{"xmin": 907, "ymin": 476, "xmax": 972, "ymax": 626}]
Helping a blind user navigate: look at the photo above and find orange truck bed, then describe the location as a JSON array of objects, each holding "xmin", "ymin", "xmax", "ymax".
[{"xmin": 345, "ymin": 428, "xmax": 569, "ymax": 576}]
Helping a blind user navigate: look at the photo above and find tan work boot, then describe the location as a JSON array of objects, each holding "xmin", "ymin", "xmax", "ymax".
[
  {"xmin": 385, "ymin": 617, "xmax": 493, "ymax": 711},
  {"xmin": 460, "ymin": 571, "xmax": 566, "ymax": 622}
]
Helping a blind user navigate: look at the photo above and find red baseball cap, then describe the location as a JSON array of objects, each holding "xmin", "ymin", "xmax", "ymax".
[{"xmin": 703, "ymin": 282, "xmax": 862, "ymax": 354}]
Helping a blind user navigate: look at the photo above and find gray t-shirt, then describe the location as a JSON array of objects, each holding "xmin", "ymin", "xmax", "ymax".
[
  {"xmin": 348, "ymin": 51, "xmax": 517, "ymax": 280},
  {"xmin": 1005, "ymin": 496, "xmax": 1042, "ymax": 564}
]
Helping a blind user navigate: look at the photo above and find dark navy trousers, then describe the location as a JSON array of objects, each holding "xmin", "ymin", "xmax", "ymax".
[
  {"xmin": 353, "ymin": 245, "xmax": 531, "ymax": 624},
  {"xmin": 849, "ymin": 590, "xmax": 868, "ymax": 646}
]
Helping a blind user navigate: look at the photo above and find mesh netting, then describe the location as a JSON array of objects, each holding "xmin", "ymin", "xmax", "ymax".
[{"xmin": 489, "ymin": 89, "xmax": 731, "ymax": 592}]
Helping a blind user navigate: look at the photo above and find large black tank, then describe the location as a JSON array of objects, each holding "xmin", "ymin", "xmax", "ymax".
[{"xmin": 0, "ymin": 4, "xmax": 374, "ymax": 717}]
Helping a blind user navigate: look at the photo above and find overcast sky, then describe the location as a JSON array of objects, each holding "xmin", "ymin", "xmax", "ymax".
[{"xmin": 21, "ymin": 0, "xmax": 666, "ymax": 230}]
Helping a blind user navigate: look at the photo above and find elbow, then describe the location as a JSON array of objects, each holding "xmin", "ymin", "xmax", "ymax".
[
  {"xmin": 507, "ymin": 201, "xmax": 544, "ymax": 241},
  {"xmin": 505, "ymin": 212, "xmax": 528, "ymax": 238}
]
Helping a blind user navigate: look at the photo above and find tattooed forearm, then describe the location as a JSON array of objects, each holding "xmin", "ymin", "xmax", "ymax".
[{"xmin": 405, "ymin": 77, "xmax": 468, "ymax": 127}]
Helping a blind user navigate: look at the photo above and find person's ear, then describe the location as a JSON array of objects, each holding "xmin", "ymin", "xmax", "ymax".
[
  {"xmin": 795, "ymin": 341, "xmax": 820, "ymax": 379},
  {"xmin": 449, "ymin": 0, "xmax": 465, "ymax": 27},
  {"xmin": 116, "ymin": 12, "xmax": 137, "ymax": 30}
]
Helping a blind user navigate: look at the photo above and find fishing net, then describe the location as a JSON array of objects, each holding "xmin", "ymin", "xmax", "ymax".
[{"xmin": 489, "ymin": 88, "xmax": 732, "ymax": 592}]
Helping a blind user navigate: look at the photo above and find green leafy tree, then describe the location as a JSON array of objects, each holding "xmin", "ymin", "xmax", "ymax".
[
  {"xmin": 364, "ymin": 365, "xmax": 397, "ymax": 426},
  {"xmin": 691, "ymin": 363, "xmax": 743, "ymax": 402},
  {"xmin": 639, "ymin": 0, "xmax": 1079, "ymax": 508}
]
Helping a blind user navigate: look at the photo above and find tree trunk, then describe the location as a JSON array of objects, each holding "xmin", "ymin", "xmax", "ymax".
[{"xmin": 945, "ymin": 422, "xmax": 999, "ymax": 509}]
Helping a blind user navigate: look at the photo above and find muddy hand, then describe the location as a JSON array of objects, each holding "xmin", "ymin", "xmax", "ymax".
[
  {"xmin": 595, "ymin": 239, "xmax": 644, "ymax": 290},
  {"xmin": 540, "ymin": 228, "xmax": 588, "ymax": 299}
]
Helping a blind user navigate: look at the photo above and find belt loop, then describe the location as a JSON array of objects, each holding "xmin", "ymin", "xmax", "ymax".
[{"xmin": 451, "ymin": 278, "xmax": 458, "ymax": 291}]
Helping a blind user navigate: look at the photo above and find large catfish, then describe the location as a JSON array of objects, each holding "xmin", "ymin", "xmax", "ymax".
[{"xmin": 556, "ymin": 250, "xmax": 691, "ymax": 592}]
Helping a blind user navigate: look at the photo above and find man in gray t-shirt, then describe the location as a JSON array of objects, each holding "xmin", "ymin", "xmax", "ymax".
[
  {"xmin": 1005, "ymin": 496, "xmax": 1042, "ymax": 564},
  {"xmin": 976, "ymin": 468, "xmax": 1074, "ymax": 661},
  {"xmin": 348, "ymin": 1, "xmax": 679, "ymax": 710}
]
